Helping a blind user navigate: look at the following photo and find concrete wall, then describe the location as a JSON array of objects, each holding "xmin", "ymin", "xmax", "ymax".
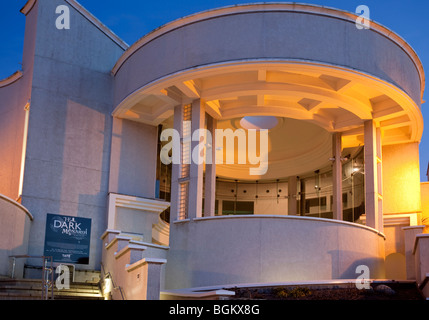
[
  {"xmin": 0, "ymin": 76, "xmax": 27, "ymax": 200},
  {"xmin": 403, "ymin": 227, "xmax": 429, "ymax": 298},
  {"xmin": 101, "ymin": 230, "xmax": 168, "ymax": 299},
  {"xmin": 0, "ymin": 194, "xmax": 33, "ymax": 278},
  {"xmin": 114, "ymin": 207, "xmax": 159, "ymax": 243},
  {"xmin": 114, "ymin": 4, "xmax": 423, "ymax": 109},
  {"xmin": 403, "ymin": 225, "xmax": 425, "ymax": 280},
  {"xmin": 413, "ymin": 234, "xmax": 429, "ymax": 298},
  {"xmin": 19, "ymin": 0, "xmax": 125, "ymax": 270},
  {"xmin": 165, "ymin": 215, "xmax": 385, "ymax": 289},
  {"xmin": 0, "ymin": 0, "xmax": 38, "ymax": 200},
  {"xmin": 108, "ymin": 118, "xmax": 158, "ymax": 199},
  {"xmin": 421, "ymin": 182, "xmax": 429, "ymax": 232},
  {"xmin": 381, "ymin": 142, "xmax": 422, "ymax": 279},
  {"xmin": 382, "ymin": 142, "xmax": 422, "ymax": 217}
]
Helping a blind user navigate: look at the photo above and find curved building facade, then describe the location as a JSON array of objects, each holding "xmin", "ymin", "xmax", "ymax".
[{"xmin": 0, "ymin": 0, "xmax": 427, "ymax": 299}]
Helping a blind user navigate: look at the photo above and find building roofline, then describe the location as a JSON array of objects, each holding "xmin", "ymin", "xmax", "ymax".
[
  {"xmin": 0, "ymin": 71, "xmax": 23, "ymax": 88},
  {"xmin": 20, "ymin": 0, "xmax": 36, "ymax": 15},
  {"xmin": 0, "ymin": 193, "xmax": 33, "ymax": 221},
  {"xmin": 20, "ymin": 0, "xmax": 129, "ymax": 50},
  {"xmin": 111, "ymin": 2, "xmax": 425, "ymax": 102}
]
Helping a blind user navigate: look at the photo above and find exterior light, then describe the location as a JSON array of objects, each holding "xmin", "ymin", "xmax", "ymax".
[{"xmin": 240, "ymin": 116, "xmax": 278, "ymax": 130}]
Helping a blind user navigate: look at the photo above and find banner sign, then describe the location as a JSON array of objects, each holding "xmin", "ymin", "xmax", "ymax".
[{"xmin": 44, "ymin": 214, "xmax": 92, "ymax": 264}]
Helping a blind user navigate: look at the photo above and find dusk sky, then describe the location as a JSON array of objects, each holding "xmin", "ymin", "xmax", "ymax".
[{"xmin": 1, "ymin": 0, "xmax": 428, "ymax": 180}]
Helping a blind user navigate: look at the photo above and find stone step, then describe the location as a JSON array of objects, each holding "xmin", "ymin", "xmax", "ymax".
[
  {"xmin": 0, "ymin": 292, "xmax": 41, "ymax": 300},
  {"xmin": 0, "ymin": 279, "xmax": 103, "ymax": 300},
  {"xmin": 0, "ymin": 285, "xmax": 101, "ymax": 294}
]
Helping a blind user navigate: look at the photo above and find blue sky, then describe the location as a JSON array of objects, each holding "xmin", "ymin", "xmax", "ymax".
[{"xmin": 1, "ymin": 0, "xmax": 428, "ymax": 181}]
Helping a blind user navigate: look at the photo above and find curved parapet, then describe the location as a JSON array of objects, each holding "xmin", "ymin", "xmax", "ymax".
[
  {"xmin": 0, "ymin": 194, "xmax": 33, "ymax": 278},
  {"xmin": 165, "ymin": 215, "xmax": 386, "ymax": 290},
  {"xmin": 0, "ymin": 71, "xmax": 23, "ymax": 88},
  {"xmin": 112, "ymin": 3, "xmax": 424, "ymax": 146},
  {"xmin": 152, "ymin": 216, "xmax": 170, "ymax": 246}
]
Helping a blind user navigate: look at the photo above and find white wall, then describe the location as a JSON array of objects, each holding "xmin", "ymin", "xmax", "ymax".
[
  {"xmin": 166, "ymin": 215, "xmax": 385, "ymax": 289},
  {"xmin": 0, "ymin": 195, "xmax": 33, "ymax": 278},
  {"xmin": 19, "ymin": 0, "xmax": 125, "ymax": 270},
  {"xmin": 114, "ymin": 5, "xmax": 423, "ymax": 110},
  {"xmin": 108, "ymin": 118, "xmax": 158, "ymax": 199}
]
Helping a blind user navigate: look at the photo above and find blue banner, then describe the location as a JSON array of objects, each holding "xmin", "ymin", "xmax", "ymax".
[{"xmin": 44, "ymin": 214, "xmax": 92, "ymax": 264}]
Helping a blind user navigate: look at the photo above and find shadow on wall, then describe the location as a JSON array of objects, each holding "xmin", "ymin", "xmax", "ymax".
[
  {"xmin": 21, "ymin": 94, "xmax": 113, "ymax": 270},
  {"xmin": 69, "ymin": 98, "xmax": 112, "ymax": 269},
  {"xmin": 17, "ymin": 0, "xmax": 124, "ymax": 270},
  {"xmin": 328, "ymin": 250, "xmax": 386, "ymax": 280},
  {"xmin": 183, "ymin": 251, "xmax": 387, "ymax": 289}
]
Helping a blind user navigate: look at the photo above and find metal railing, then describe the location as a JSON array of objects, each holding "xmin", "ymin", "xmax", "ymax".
[
  {"xmin": 9, "ymin": 255, "xmax": 55, "ymax": 300},
  {"xmin": 100, "ymin": 262, "xmax": 126, "ymax": 300}
]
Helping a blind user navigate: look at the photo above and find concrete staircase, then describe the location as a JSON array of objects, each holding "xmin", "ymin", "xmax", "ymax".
[{"xmin": 0, "ymin": 278, "xmax": 104, "ymax": 300}]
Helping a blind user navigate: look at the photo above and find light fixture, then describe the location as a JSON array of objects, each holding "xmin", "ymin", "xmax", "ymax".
[{"xmin": 240, "ymin": 116, "xmax": 278, "ymax": 130}]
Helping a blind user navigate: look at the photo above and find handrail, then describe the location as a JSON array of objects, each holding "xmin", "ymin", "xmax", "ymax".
[
  {"xmin": 9, "ymin": 255, "xmax": 54, "ymax": 300},
  {"xmin": 100, "ymin": 262, "xmax": 126, "ymax": 300}
]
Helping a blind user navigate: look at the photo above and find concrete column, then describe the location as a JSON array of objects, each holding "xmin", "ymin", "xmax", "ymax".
[
  {"xmin": 169, "ymin": 105, "xmax": 183, "ymax": 221},
  {"xmin": 376, "ymin": 127, "xmax": 384, "ymax": 231},
  {"xmin": 188, "ymin": 99, "xmax": 205, "ymax": 219},
  {"xmin": 364, "ymin": 120, "xmax": 383, "ymax": 232},
  {"xmin": 107, "ymin": 194, "xmax": 117, "ymax": 229},
  {"xmin": 288, "ymin": 176, "xmax": 298, "ymax": 215},
  {"xmin": 217, "ymin": 195, "xmax": 223, "ymax": 215},
  {"xmin": 204, "ymin": 115, "xmax": 217, "ymax": 217},
  {"xmin": 143, "ymin": 258, "xmax": 167, "ymax": 300},
  {"xmin": 101, "ymin": 229, "xmax": 121, "ymax": 247},
  {"xmin": 332, "ymin": 132, "xmax": 343, "ymax": 221},
  {"xmin": 403, "ymin": 225, "xmax": 425, "ymax": 280}
]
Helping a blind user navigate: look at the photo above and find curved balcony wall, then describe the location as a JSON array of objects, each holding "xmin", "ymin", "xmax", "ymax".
[
  {"xmin": 165, "ymin": 215, "xmax": 385, "ymax": 290},
  {"xmin": 113, "ymin": 3, "xmax": 424, "ymax": 108},
  {"xmin": 0, "ymin": 194, "xmax": 33, "ymax": 278}
]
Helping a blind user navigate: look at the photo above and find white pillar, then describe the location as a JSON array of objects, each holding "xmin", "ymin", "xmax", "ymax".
[
  {"xmin": 204, "ymin": 115, "xmax": 216, "ymax": 217},
  {"xmin": 376, "ymin": 127, "xmax": 383, "ymax": 232},
  {"xmin": 188, "ymin": 99, "xmax": 205, "ymax": 219},
  {"xmin": 332, "ymin": 132, "xmax": 343, "ymax": 221},
  {"xmin": 143, "ymin": 258, "xmax": 167, "ymax": 300},
  {"xmin": 170, "ymin": 105, "xmax": 184, "ymax": 221},
  {"xmin": 364, "ymin": 120, "xmax": 383, "ymax": 232}
]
